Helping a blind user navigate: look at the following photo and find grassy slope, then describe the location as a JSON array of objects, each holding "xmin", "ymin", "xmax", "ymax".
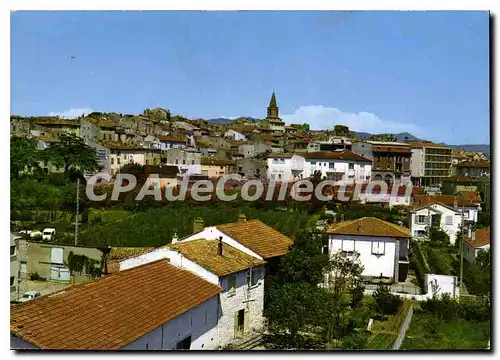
[
  {"xmin": 366, "ymin": 300, "xmax": 411, "ymax": 350},
  {"xmin": 401, "ymin": 313, "xmax": 490, "ymax": 350}
]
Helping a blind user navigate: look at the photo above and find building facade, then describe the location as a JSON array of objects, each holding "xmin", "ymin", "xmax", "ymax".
[{"xmin": 409, "ymin": 142, "xmax": 452, "ymax": 189}]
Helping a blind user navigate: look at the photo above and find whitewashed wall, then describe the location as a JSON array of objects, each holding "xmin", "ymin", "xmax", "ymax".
[
  {"xmin": 218, "ymin": 268, "xmax": 265, "ymax": 347},
  {"xmin": 328, "ymin": 234, "xmax": 398, "ymax": 279},
  {"xmin": 122, "ymin": 296, "xmax": 220, "ymax": 350}
]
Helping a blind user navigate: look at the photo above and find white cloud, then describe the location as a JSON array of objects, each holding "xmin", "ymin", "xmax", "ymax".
[
  {"xmin": 48, "ymin": 107, "xmax": 93, "ymax": 119},
  {"xmin": 281, "ymin": 105, "xmax": 425, "ymax": 137}
]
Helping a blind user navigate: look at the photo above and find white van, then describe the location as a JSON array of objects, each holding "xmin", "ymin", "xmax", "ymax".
[{"xmin": 42, "ymin": 228, "xmax": 56, "ymax": 242}]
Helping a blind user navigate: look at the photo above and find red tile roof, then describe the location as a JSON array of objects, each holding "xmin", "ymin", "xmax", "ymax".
[
  {"xmin": 465, "ymin": 227, "xmax": 490, "ymax": 248},
  {"xmin": 455, "ymin": 160, "xmax": 490, "ymax": 168},
  {"xmin": 216, "ymin": 219, "xmax": 293, "ymax": 259},
  {"xmin": 304, "ymin": 150, "xmax": 371, "ymax": 163},
  {"xmin": 413, "ymin": 194, "xmax": 480, "ymax": 208},
  {"xmin": 157, "ymin": 135, "xmax": 186, "ymax": 143},
  {"xmin": 327, "ymin": 217, "xmax": 411, "ymax": 238},
  {"xmin": 10, "ymin": 260, "xmax": 222, "ymax": 350}
]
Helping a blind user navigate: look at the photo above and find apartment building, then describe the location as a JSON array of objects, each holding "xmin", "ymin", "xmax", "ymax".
[
  {"xmin": 351, "ymin": 141, "xmax": 412, "ymax": 185},
  {"xmin": 408, "ymin": 142, "xmax": 452, "ymax": 189}
]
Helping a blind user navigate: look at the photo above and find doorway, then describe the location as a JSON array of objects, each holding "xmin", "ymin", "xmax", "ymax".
[
  {"xmin": 234, "ymin": 309, "xmax": 245, "ymax": 339},
  {"xmin": 175, "ymin": 335, "xmax": 192, "ymax": 350}
]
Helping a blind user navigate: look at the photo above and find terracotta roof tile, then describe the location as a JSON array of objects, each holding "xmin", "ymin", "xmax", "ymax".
[
  {"xmin": 304, "ymin": 151, "xmax": 371, "ymax": 163},
  {"xmin": 157, "ymin": 135, "xmax": 186, "ymax": 143},
  {"xmin": 413, "ymin": 194, "xmax": 480, "ymax": 208},
  {"xmin": 327, "ymin": 217, "xmax": 411, "ymax": 238},
  {"xmin": 465, "ymin": 227, "xmax": 490, "ymax": 248},
  {"xmin": 169, "ymin": 239, "xmax": 265, "ymax": 277},
  {"xmin": 455, "ymin": 160, "xmax": 490, "ymax": 168},
  {"xmin": 216, "ymin": 219, "xmax": 293, "ymax": 259},
  {"xmin": 11, "ymin": 260, "xmax": 222, "ymax": 350}
]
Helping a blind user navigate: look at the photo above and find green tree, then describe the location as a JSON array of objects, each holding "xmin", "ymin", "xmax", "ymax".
[
  {"xmin": 323, "ymin": 251, "xmax": 365, "ymax": 339},
  {"xmin": 265, "ymin": 282, "xmax": 320, "ymax": 346},
  {"xmin": 429, "ymin": 226, "xmax": 450, "ymax": 247},
  {"xmin": 278, "ymin": 230, "xmax": 329, "ymax": 285},
  {"xmin": 372, "ymin": 284, "xmax": 403, "ymax": 315},
  {"xmin": 45, "ymin": 134, "xmax": 99, "ymax": 177},
  {"xmin": 333, "ymin": 125, "xmax": 351, "ymax": 137},
  {"xmin": 464, "ymin": 249, "xmax": 490, "ymax": 296},
  {"xmin": 10, "ymin": 136, "xmax": 43, "ymax": 179}
]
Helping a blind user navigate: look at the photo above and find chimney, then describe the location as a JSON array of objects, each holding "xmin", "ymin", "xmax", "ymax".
[
  {"xmin": 453, "ymin": 197, "xmax": 458, "ymax": 210},
  {"xmin": 238, "ymin": 213, "xmax": 247, "ymax": 222},
  {"xmin": 468, "ymin": 227, "xmax": 472, "ymax": 238},
  {"xmin": 171, "ymin": 231, "xmax": 179, "ymax": 244},
  {"xmin": 471, "ymin": 231, "xmax": 476, "ymax": 242},
  {"xmin": 192, "ymin": 217, "xmax": 204, "ymax": 234},
  {"xmin": 218, "ymin": 236, "xmax": 223, "ymax": 256}
]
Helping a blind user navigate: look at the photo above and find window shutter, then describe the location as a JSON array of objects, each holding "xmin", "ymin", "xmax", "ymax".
[
  {"xmin": 424, "ymin": 216, "xmax": 430, "ymax": 224},
  {"xmin": 414, "ymin": 214, "xmax": 419, "ymax": 223}
]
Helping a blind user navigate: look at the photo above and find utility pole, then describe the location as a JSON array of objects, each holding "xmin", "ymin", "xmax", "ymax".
[
  {"xmin": 459, "ymin": 195, "xmax": 465, "ymax": 289},
  {"xmin": 74, "ymin": 178, "xmax": 80, "ymax": 246}
]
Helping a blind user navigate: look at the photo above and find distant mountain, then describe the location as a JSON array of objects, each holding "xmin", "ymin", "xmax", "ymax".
[
  {"xmin": 353, "ymin": 132, "xmax": 421, "ymax": 142},
  {"xmin": 445, "ymin": 144, "xmax": 491, "ymax": 156},
  {"xmin": 208, "ymin": 117, "xmax": 261, "ymax": 125}
]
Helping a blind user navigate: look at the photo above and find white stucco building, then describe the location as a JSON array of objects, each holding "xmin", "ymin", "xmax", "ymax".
[
  {"xmin": 303, "ymin": 151, "xmax": 371, "ymax": 183},
  {"xmin": 410, "ymin": 199, "xmax": 479, "ymax": 245},
  {"xmin": 463, "ymin": 226, "xmax": 490, "ymax": 264},
  {"xmin": 11, "ymin": 260, "xmax": 223, "ymax": 350},
  {"xmin": 224, "ymin": 129, "xmax": 247, "ymax": 141},
  {"xmin": 326, "ymin": 217, "xmax": 411, "ymax": 283},
  {"xmin": 10, "ymin": 233, "xmax": 19, "ymax": 301},
  {"xmin": 266, "ymin": 153, "xmax": 306, "ymax": 181}
]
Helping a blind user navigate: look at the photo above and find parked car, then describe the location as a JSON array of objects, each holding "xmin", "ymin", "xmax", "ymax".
[
  {"xmin": 19, "ymin": 230, "xmax": 32, "ymax": 235},
  {"xmin": 29, "ymin": 231, "xmax": 43, "ymax": 239},
  {"xmin": 19, "ymin": 291, "xmax": 41, "ymax": 302},
  {"xmin": 42, "ymin": 228, "xmax": 56, "ymax": 242}
]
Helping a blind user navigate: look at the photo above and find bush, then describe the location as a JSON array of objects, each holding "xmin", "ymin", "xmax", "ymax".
[
  {"xmin": 420, "ymin": 294, "xmax": 458, "ymax": 321},
  {"xmin": 425, "ymin": 317, "xmax": 440, "ymax": 334},
  {"xmin": 29, "ymin": 272, "xmax": 47, "ymax": 281},
  {"xmin": 372, "ymin": 285, "xmax": 403, "ymax": 315},
  {"xmin": 458, "ymin": 296, "xmax": 490, "ymax": 322},
  {"xmin": 340, "ymin": 331, "xmax": 368, "ymax": 350}
]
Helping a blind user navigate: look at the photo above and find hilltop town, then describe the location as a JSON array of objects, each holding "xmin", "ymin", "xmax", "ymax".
[{"xmin": 10, "ymin": 92, "xmax": 491, "ymax": 351}]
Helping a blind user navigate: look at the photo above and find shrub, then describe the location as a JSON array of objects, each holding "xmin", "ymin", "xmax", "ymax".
[
  {"xmin": 458, "ymin": 296, "xmax": 490, "ymax": 322},
  {"xmin": 420, "ymin": 294, "xmax": 458, "ymax": 321},
  {"xmin": 425, "ymin": 317, "xmax": 440, "ymax": 334},
  {"xmin": 372, "ymin": 285, "xmax": 403, "ymax": 315},
  {"xmin": 340, "ymin": 331, "xmax": 368, "ymax": 350},
  {"xmin": 29, "ymin": 272, "xmax": 46, "ymax": 281}
]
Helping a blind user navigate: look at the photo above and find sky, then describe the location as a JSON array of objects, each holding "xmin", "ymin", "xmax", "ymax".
[{"xmin": 11, "ymin": 11, "xmax": 489, "ymax": 144}]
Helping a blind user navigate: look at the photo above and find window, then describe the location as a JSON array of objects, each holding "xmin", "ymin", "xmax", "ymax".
[
  {"xmin": 220, "ymin": 166, "xmax": 224, "ymax": 170},
  {"xmin": 272, "ymin": 158, "xmax": 278, "ymax": 164},
  {"xmin": 416, "ymin": 215, "xmax": 427, "ymax": 224},
  {"xmin": 311, "ymin": 161, "xmax": 316, "ymax": 165},
  {"xmin": 371, "ymin": 241, "xmax": 385, "ymax": 255},
  {"xmin": 342, "ymin": 239, "xmax": 355, "ymax": 252},
  {"xmin": 445, "ymin": 216, "xmax": 453, "ymax": 225},
  {"xmin": 463, "ymin": 210, "xmax": 470, "ymax": 219},
  {"xmin": 329, "ymin": 162, "xmax": 334, "ymax": 169},
  {"xmin": 10, "ymin": 276, "xmax": 15, "ymax": 287},
  {"xmin": 10, "ymin": 245, "xmax": 16, "ymax": 256},
  {"xmin": 117, "ymin": 158, "xmax": 120, "ymax": 165},
  {"xmin": 348, "ymin": 163, "xmax": 354, "ymax": 170},
  {"xmin": 360, "ymin": 164, "xmax": 365, "ymax": 169},
  {"xmin": 227, "ymin": 274, "xmax": 236, "ymax": 295},
  {"xmin": 342, "ymin": 251, "xmax": 356, "ymax": 258},
  {"xmin": 249, "ymin": 268, "xmax": 260, "ymax": 287},
  {"xmin": 183, "ymin": 160, "xmax": 186, "ymax": 165}
]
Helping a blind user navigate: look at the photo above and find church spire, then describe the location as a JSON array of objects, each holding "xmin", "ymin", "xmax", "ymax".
[{"xmin": 267, "ymin": 91, "xmax": 279, "ymax": 119}]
